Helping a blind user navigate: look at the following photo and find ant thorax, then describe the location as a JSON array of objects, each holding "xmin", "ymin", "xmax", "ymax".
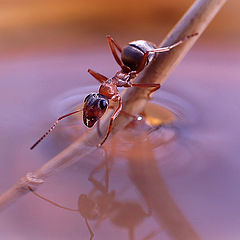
[
  {"xmin": 112, "ymin": 71, "xmax": 133, "ymax": 86},
  {"xmin": 99, "ymin": 80, "xmax": 119, "ymax": 99}
]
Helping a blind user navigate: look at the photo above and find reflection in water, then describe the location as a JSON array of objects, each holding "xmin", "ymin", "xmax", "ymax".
[
  {"xmin": 29, "ymin": 90, "xmax": 201, "ymax": 240},
  {"xmin": 1, "ymin": 49, "xmax": 239, "ymax": 240},
  {"xmin": 29, "ymin": 127, "xmax": 162, "ymax": 240},
  {"xmin": 125, "ymin": 132, "xmax": 200, "ymax": 240}
]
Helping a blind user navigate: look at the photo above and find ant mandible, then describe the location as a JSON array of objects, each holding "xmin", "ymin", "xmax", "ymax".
[{"xmin": 30, "ymin": 33, "xmax": 197, "ymax": 150}]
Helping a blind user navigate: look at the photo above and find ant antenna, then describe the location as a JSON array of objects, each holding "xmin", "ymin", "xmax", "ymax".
[{"xmin": 30, "ymin": 109, "xmax": 82, "ymax": 150}]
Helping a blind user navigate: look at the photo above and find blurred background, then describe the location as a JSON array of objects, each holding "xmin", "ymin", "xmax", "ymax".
[
  {"xmin": 0, "ymin": 0, "xmax": 239, "ymax": 55},
  {"xmin": 0, "ymin": 0, "xmax": 239, "ymax": 240}
]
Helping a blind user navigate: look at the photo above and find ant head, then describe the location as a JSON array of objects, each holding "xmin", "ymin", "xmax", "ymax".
[
  {"xmin": 78, "ymin": 194, "xmax": 99, "ymax": 219},
  {"xmin": 83, "ymin": 93, "xmax": 109, "ymax": 128},
  {"xmin": 121, "ymin": 40, "xmax": 156, "ymax": 71}
]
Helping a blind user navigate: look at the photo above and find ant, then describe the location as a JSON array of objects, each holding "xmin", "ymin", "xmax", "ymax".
[{"xmin": 30, "ymin": 33, "xmax": 198, "ymax": 149}]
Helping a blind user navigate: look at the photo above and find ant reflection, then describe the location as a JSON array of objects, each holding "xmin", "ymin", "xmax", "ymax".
[{"xmin": 28, "ymin": 147, "xmax": 157, "ymax": 240}]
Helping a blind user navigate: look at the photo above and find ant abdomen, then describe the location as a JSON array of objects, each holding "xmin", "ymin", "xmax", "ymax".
[{"xmin": 121, "ymin": 40, "xmax": 156, "ymax": 71}]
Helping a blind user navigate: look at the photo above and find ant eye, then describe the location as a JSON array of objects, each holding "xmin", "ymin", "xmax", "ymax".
[
  {"xmin": 84, "ymin": 94, "xmax": 91, "ymax": 102},
  {"xmin": 99, "ymin": 100, "xmax": 108, "ymax": 109},
  {"xmin": 84, "ymin": 93, "xmax": 97, "ymax": 103}
]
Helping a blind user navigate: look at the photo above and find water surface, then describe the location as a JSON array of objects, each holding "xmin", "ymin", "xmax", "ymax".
[{"xmin": 0, "ymin": 47, "xmax": 239, "ymax": 240}]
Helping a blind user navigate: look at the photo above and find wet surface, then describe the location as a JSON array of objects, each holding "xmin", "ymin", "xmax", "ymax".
[{"xmin": 0, "ymin": 47, "xmax": 239, "ymax": 240}]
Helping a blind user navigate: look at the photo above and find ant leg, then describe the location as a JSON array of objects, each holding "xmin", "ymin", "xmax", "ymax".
[
  {"xmin": 29, "ymin": 186, "xmax": 95, "ymax": 240},
  {"xmin": 84, "ymin": 217, "xmax": 94, "ymax": 240},
  {"xmin": 129, "ymin": 228, "xmax": 135, "ymax": 240},
  {"xmin": 98, "ymin": 105, "xmax": 137, "ymax": 137},
  {"xmin": 28, "ymin": 186, "xmax": 78, "ymax": 212},
  {"xmin": 97, "ymin": 106, "xmax": 138, "ymax": 138},
  {"xmin": 136, "ymin": 40, "xmax": 187, "ymax": 74},
  {"xmin": 105, "ymin": 153, "xmax": 110, "ymax": 193},
  {"xmin": 88, "ymin": 161, "xmax": 110, "ymax": 194},
  {"xmin": 88, "ymin": 69, "xmax": 108, "ymax": 83},
  {"xmin": 30, "ymin": 109, "xmax": 82, "ymax": 150},
  {"xmin": 109, "ymin": 105, "xmax": 138, "ymax": 120},
  {"xmin": 136, "ymin": 33, "xmax": 198, "ymax": 74},
  {"xmin": 88, "ymin": 164, "xmax": 109, "ymax": 194},
  {"xmin": 131, "ymin": 83, "xmax": 161, "ymax": 98},
  {"xmin": 89, "ymin": 160, "xmax": 106, "ymax": 179},
  {"xmin": 100, "ymin": 95, "xmax": 122, "ymax": 146},
  {"xmin": 106, "ymin": 35, "xmax": 122, "ymax": 53},
  {"xmin": 150, "ymin": 33, "xmax": 198, "ymax": 54},
  {"xmin": 136, "ymin": 51, "xmax": 150, "ymax": 73},
  {"xmin": 106, "ymin": 35, "xmax": 124, "ymax": 68},
  {"xmin": 142, "ymin": 231, "xmax": 159, "ymax": 240}
]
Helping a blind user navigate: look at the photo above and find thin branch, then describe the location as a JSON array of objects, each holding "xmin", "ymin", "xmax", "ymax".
[
  {"xmin": 128, "ymin": 135, "xmax": 200, "ymax": 240},
  {"xmin": 0, "ymin": 0, "xmax": 227, "ymax": 211}
]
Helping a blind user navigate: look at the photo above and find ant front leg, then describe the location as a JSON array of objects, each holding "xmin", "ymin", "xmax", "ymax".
[
  {"xmin": 108, "ymin": 105, "xmax": 139, "ymax": 121},
  {"xmin": 88, "ymin": 69, "xmax": 108, "ymax": 84},
  {"xmin": 97, "ymin": 105, "xmax": 135, "ymax": 139},
  {"xmin": 100, "ymin": 95, "xmax": 122, "ymax": 146}
]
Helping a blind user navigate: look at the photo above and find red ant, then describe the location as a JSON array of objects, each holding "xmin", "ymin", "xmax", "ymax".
[{"xmin": 30, "ymin": 33, "xmax": 197, "ymax": 149}]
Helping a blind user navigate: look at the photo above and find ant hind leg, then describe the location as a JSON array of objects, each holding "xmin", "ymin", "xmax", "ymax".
[
  {"xmin": 130, "ymin": 83, "xmax": 161, "ymax": 99},
  {"xmin": 106, "ymin": 35, "xmax": 124, "ymax": 68}
]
